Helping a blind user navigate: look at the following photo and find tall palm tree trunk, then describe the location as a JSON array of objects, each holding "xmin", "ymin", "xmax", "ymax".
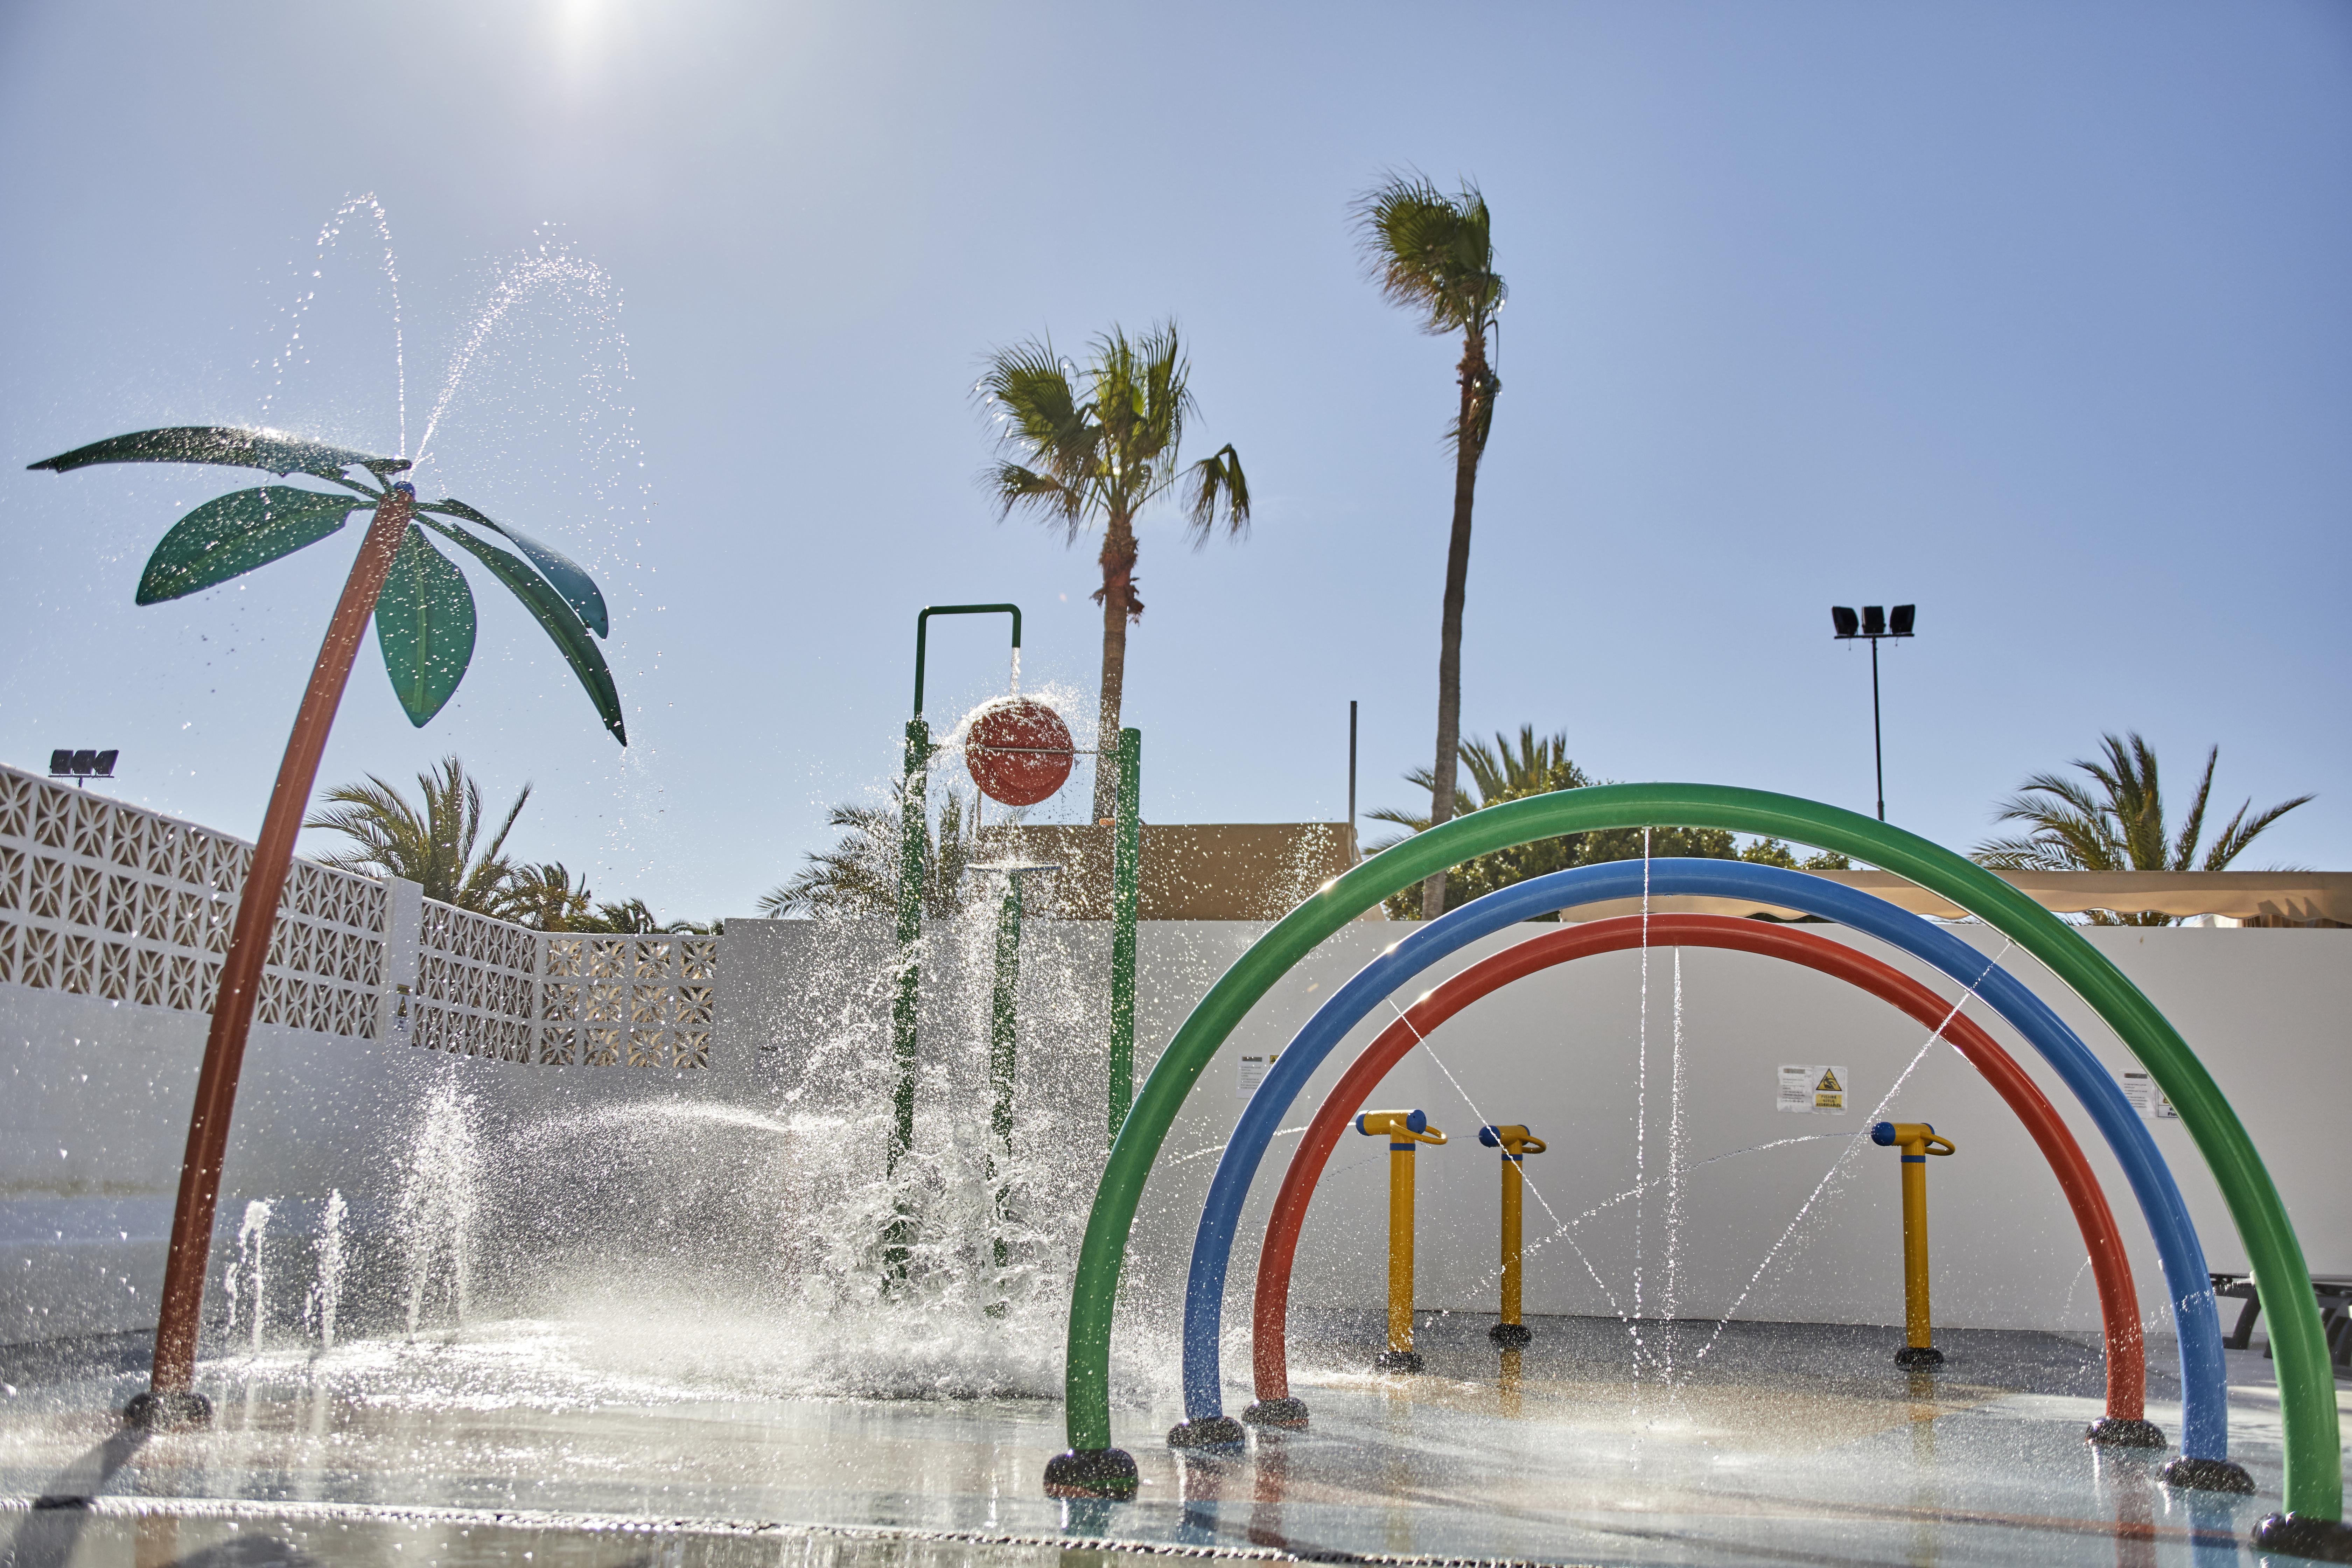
[
  {"xmin": 1420, "ymin": 335, "xmax": 1493, "ymax": 919},
  {"xmin": 1092, "ymin": 512, "xmax": 1139, "ymax": 821},
  {"xmin": 144, "ymin": 487, "xmax": 413, "ymax": 1415}
]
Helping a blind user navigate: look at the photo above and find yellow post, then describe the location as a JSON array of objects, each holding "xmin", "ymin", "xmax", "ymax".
[
  {"xmin": 1357, "ymin": 1109, "xmax": 1444, "ymax": 1371},
  {"xmin": 1478, "ymin": 1123, "xmax": 1546, "ymax": 1347},
  {"xmin": 1871, "ymin": 1120, "xmax": 1956, "ymax": 1366}
]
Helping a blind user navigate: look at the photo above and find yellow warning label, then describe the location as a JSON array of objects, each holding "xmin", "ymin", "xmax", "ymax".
[{"xmin": 1815, "ymin": 1069, "xmax": 1842, "ymax": 1093}]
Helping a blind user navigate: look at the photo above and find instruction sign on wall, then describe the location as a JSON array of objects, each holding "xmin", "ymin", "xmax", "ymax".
[
  {"xmin": 2121, "ymin": 1070, "xmax": 2179, "ymax": 1120},
  {"xmin": 1779, "ymin": 1064, "xmax": 1850, "ymax": 1114},
  {"xmin": 1237, "ymin": 1051, "xmax": 1281, "ymax": 1100}
]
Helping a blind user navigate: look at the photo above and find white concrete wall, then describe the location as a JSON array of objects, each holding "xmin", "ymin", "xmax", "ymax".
[
  {"xmin": 1153, "ymin": 923, "xmax": 2352, "ymax": 1345},
  {"xmin": 5, "ymin": 916, "xmax": 2344, "ymax": 1353}
]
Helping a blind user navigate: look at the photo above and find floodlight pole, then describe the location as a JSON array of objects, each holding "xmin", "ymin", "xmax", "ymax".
[
  {"xmin": 1870, "ymin": 638, "xmax": 1885, "ymax": 824},
  {"xmin": 1831, "ymin": 605, "xmax": 1914, "ymax": 825},
  {"xmin": 888, "ymin": 604, "xmax": 1022, "ymax": 1280},
  {"xmin": 1348, "ymin": 701, "xmax": 1359, "ymax": 861}
]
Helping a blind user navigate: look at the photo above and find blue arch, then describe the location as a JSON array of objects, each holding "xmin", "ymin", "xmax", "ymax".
[{"xmin": 1178, "ymin": 858, "xmax": 2227, "ymax": 1461}]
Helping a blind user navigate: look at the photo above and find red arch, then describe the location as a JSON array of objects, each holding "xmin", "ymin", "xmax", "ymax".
[{"xmin": 1251, "ymin": 914, "xmax": 2147, "ymax": 1421}]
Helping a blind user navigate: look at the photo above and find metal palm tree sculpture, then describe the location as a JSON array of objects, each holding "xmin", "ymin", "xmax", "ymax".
[{"xmin": 28, "ymin": 425, "xmax": 624, "ymax": 1428}]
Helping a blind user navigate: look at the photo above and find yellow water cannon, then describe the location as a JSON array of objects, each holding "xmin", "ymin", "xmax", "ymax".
[
  {"xmin": 1871, "ymin": 1120, "xmax": 1957, "ymax": 1366},
  {"xmin": 1477, "ymin": 1124, "xmax": 1547, "ymax": 1348},
  {"xmin": 1357, "ymin": 1108, "xmax": 1445, "ymax": 1371}
]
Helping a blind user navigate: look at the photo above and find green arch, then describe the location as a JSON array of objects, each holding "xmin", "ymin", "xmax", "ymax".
[{"xmin": 1060, "ymin": 783, "xmax": 2340, "ymax": 1518}]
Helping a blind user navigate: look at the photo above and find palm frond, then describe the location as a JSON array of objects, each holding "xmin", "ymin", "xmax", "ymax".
[
  {"xmin": 1975, "ymin": 733, "xmax": 2314, "ymax": 899},
  {"xmin": 302, "ymin": 755, "xmax": 529, "ymax": 912},
  {"xmin": 760, "ymin": 783, "xmax": 980, "ymax": 919},
  {"xmin": 500, "ymin": 862, "xmax": 595, "ymax": 930},
  {"xmin": 973, "ymin": 321, "xmax": 1241, "ymax": 554},
  {"xmin": 1349, "ymin": 170, "xmax": 1506, "ymax": 337},
  {"xmin": 1181, "ymin": 444, "xmax": 1250, "ymax": 548},
  {"xmin": 2201, "ymin": 792, "xmax": 2316, "ymax": 870},
  {"xmin": 2171, "ymin": 744, "xmax": 2219, "ymax": 871}
]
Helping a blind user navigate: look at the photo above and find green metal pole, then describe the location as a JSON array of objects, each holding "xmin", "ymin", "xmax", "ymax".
[
  {"xmin": 885, "ymin": 716, "xmax": 929, "ymax": 1278},
  {"xmin": 988, "ymin": 874, "xmax": 1023, "ymax": 1307},
  {"xmin": 889, "ymin": 602, "xmax": 1020, "ymax": 1280},
  {"xmin": 1107, "ymin": 727, "xmax": 1141, "ymax": 1145}
]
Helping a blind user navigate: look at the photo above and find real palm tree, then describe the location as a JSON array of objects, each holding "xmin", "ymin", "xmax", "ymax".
[
  {"xmin": 501, "ymin": 861, "xmax": 596, "ymax": 931},
  {"xmin": 1973, "ymin": 732, "xmax": 2314, "ymax": 925},
  {"xmin": 1370, "ymin": 728, "xmax": 1850, "ymax": 917},
  {"xmin": 306, "ymin": 756, "xmax": 530, "ymax": 913},
  {"xmin": 760, "ymin": 784, "xmax": 979, "ymax": 919},
  {"xmin": 978, "ymin": 323, "xmax": 1250, "ymax": 819},
  {"xmin": 1370, "ymin": 728, "xmax": 1595, "ymax": 915},
  {"xmin": 1354, "ymin": 173, "xmax": 1506, "ymax": 920}
]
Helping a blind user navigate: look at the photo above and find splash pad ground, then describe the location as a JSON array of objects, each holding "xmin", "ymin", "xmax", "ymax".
[{"xmin": 1, "ymin": 1318, "xmax": 2330, "ymax": 1566}]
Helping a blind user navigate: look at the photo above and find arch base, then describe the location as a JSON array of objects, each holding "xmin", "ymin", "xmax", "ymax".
[
  {"xmin": 1895, "ymin": 1346, "xmax": 1946, "ymax": 1368},
  {"xmin": 2255, "ymin": 1513, "xmax": 2352, "ymax": 1563},
  {"xmin": 122, "ymin": 1390, "xmax": 210, "ymax": 1432},
  {"xmin": 2164, "ymin": 1455, "xmax": 2256, "ymax": 1494},
  {"xmin": 2085, "ymin": 1417, "xmax": 2168, "ymax": 1450},
  {"xmin": 1242, "ymin": 1397, "xmax": 1309, "ymax": 1430},
  {"xmin": 1489, "ymin": 1323, "xmax": 1533, "ymax": 1349},
  {"xmin": 1042, "ymin": 1447, "xmax": 1137, "ymax": 1500},
  {"xmin": 1166, "ymin": 1416, "xmax": 1245, "ymax": 1451}
]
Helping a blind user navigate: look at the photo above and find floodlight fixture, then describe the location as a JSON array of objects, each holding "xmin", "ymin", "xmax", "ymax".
[
  {"xmin": 1827, "ymin": 601, "xmax": 1920, "ymax": 822},
  {"xmin": 49, "ymin": 749, "xmax": 118, "ymax": 787}
]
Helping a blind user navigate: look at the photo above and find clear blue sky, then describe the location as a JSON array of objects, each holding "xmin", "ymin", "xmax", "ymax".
[{"xmin": 4, "ymin": 1, "xmax": 2346, "ymax": 919}]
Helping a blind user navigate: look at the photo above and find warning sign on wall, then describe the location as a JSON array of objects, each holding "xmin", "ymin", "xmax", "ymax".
[
  {"xmin": 1779, "ymin": 1064, "xmax": 1850, "ymax": 1114},
  {"xmin": 2121, "ymin": 1070, "xmax": 2179, "ymax": 1120},
  {"xmin": 1237, "ymin": 1051, "xmax": 1281, "ymax": 1099}
]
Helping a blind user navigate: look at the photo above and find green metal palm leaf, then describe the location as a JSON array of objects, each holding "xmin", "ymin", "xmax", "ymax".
[
  {"xmin": 29, "ymin": 425, "xmax": 627, "ymax": 749},
  {"xmin": 29, "ymin": 426, "xmax": 408, "ymax": 482},
  {"xmin": 415, "ymin": 513, "xmax": 626, "ymax": 745},
  {"xmin": 136, "ymin": 486, "xmax": 371, "ymax": 604},
  {"xmin": 416, "ymin": 498, "xmax": 609, "ymax": 637},
  {"xmin": 374, "ymin": 525, "xmax": 478, "ymax": 727}
]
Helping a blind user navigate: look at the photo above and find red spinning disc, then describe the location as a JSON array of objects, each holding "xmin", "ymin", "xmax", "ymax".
[{"xmin": 964, "ymin": 696, "xmax": 1075, "ymax": 806}]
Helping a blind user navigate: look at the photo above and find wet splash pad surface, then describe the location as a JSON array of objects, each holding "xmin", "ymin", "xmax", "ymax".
[{"xmin": 2, "ymin": 1320, "xmax": 2328, "ymax": 1566}]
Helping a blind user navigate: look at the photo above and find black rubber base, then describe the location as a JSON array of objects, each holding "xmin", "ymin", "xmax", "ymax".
[
  {"xmin": 1043, "ymin": 1447, "xmax": 1138, "ymax": 1500},
  {"xmin": 1242, "ymin": 1396, "xmax": 1309, "ymax": 1430},
  {"xmin": 1166, "ymin": 1415, "xmax": 1246, "ymax": 1450},
  {"xmin": 121, "ymin": 1390, "xmax": 211, "ymax": 1432},
  {"xmin": 1375, "ymin": 1350, "xmax": 1424, "ymax": 1373},
  {"xmin": 2254, "ymin": 1512, "xmax": 2352, "ymax": 1564},
  {"xmin": 2084, "ymin": 1417, "xmax": 2168, "ymax": 1450},
  {"xmin": 1894, "ymin": 1345, "xmax": 1945, "ymax": 1367},
  {"xmin": 2161, "ymin": 1455, "xmax": 2257, "ymax": 1494},
  {"xmin": 1489, "ymin": 1322, "xmax": 1532, "ymax": 1349}
]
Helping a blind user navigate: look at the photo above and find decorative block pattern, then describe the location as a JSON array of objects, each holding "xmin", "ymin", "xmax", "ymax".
[
  {"xmin": 410, "ymin": 901, "xmax": 543, "ymax": 1064},
  {"xmin": 0, "ymin": 763, "xmax": 719, "ymax": 1069},
  {"xmin": 538, "ymin": 935, "xmax": 718, "ymax": 1068},
  {"xmin": 0, "ymin": 764, "xmax": 386, "ymax": 1035}
]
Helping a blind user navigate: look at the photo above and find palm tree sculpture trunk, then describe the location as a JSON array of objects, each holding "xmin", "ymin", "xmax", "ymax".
[
  {"xmin": 1092, "ymin": 512, "xmax": 1139, "ymax": 820},
  {"xmin": 140, "ymin": 485, "xmax": 414, "ymax": 1422}
]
